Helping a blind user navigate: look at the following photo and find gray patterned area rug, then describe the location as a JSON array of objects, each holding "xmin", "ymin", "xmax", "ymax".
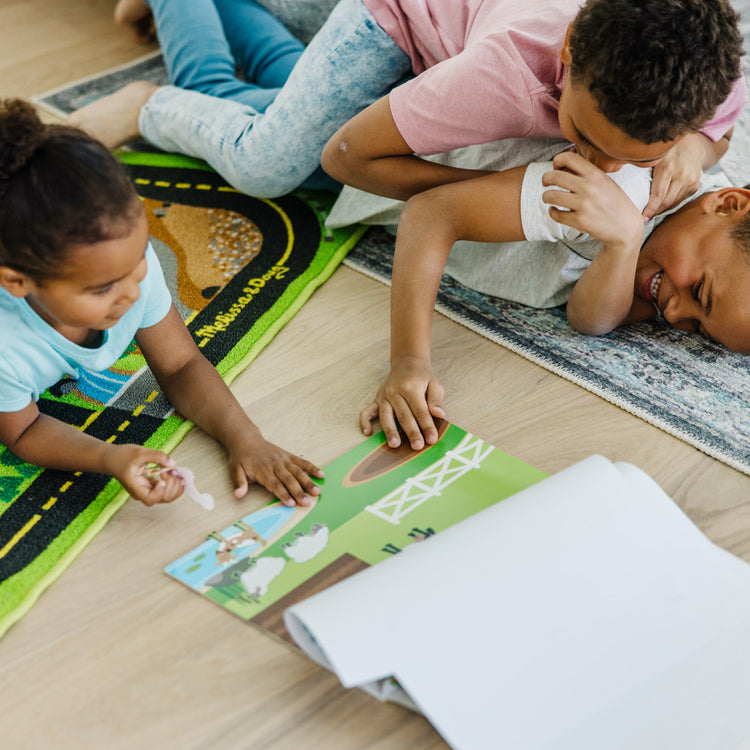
[
  {"xmin": 33, "ymin": 52, "xmax": 169, "ymax": 119},
  {"xmin": 33, "ymin": 3, "xmax": 750, "ymax": 476}
]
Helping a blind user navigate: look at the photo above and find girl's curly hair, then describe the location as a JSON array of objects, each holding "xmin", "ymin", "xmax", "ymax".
[{"xmin": 0, "ymin": 99, "xmax": 140, "ymax": 280}]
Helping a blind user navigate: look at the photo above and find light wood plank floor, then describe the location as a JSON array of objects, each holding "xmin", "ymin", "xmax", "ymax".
[{"xmin": 2, "ymin": 2, "xmax": 749, "ymax": 748}]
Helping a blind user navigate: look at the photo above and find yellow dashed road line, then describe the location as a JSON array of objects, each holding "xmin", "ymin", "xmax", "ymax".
[
  {"xmin": 2, "ymin": 385, "xmax": 168, "ymax": 557},
  {"xmin": 0, "ymin": 515, "xmax": 42, "ymax": 560}
]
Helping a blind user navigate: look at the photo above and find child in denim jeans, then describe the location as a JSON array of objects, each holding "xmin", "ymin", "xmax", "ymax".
[{"xmin": 72, "ymin": 0, "xmax": 744, "ymax": 219}]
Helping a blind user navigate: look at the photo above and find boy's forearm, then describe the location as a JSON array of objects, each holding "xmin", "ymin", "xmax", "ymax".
[
  {"xmin": 322, "ymin": 95, "xmax": 492, "ymax": 201},
  {"xmin": 566, "ymin": 242, "xmax": 641, "ymax": 335},
  {"xmin": 331, "ymin": 152, "xmax": 493, "ymax": 203},
  {"xmin": 390, "ymin": 170, "xmax": 528, "ymax": 358},
  {"xmin": 389, "ymin": 197, "xmax": 455, "ymax": 363}
]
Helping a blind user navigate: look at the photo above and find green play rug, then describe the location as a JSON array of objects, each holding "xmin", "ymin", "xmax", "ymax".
[{"xmin": 0, "ymin": 150, "xmax": 365, "ymax": 639}]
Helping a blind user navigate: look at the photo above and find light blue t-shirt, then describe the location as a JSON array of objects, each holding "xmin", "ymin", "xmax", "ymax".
[{"xmin": 0, "ymin": 243, "xmax": 173, "ymax": 412}]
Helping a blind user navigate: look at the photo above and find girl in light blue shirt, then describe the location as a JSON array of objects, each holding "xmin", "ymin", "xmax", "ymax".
[{"xmin": 0, "ymin": 99, "xmax": 322, "ymax": 507}]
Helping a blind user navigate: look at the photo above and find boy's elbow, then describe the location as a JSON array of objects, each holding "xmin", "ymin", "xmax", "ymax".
[
  {"xmin": 566, "ymin": 308, "xmax": 617, "ymax": 337},
  {"xmin": 321, "ymin": 131, "xmax": 360, "ymax": 185}
]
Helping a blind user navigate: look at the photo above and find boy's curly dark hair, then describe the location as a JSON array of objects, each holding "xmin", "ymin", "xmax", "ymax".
[
  {"xmin": 0, "ymin": 98, "xmax": 140, "ymax": 280},
  {"xmin": 568, "ymin": 0, "xmax": 744, "ymax": 143}
]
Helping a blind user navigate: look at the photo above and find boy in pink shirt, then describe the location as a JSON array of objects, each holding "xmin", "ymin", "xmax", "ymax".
[
  {"xmin": 350, "ymin": 0, "xmax": 744, "ymax": 219},
  {"xmin": 75, "ymin": 0, "xmax": 744, "ymax": 219}
]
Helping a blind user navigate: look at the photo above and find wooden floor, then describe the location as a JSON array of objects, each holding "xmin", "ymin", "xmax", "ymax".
[{"xmin": 2, "ymin": 2, "xmax": 749, "ymax": 748}]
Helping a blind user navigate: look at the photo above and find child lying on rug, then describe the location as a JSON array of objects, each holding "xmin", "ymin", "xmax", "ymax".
[
  {"xmin": 0, "ymin": 100, "xmax": 323, "ymax": 507},
  {"xmin": 359, "ymin": 148, "xmax": 750, "ymax": 450},
  {"xmin": 70, "ymin": 0, "xmax": 744, "ymax": 219}
]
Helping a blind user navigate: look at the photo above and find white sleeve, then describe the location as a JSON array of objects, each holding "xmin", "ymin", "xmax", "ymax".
[{"xmin": 520, "ymin": 161, "xmax": 652, "ymax": 243}]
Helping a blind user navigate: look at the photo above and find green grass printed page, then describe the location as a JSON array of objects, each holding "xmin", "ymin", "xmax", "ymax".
[{"xmin": 165, "ymin": 423, "xmax": 546, "ymax": 625}]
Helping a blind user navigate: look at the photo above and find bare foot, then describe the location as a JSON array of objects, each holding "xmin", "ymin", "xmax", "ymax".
[
  {"xmin": 114, "ymin": 0, "xmax": 155, "ymax": 44},
  {"xmin": 67, "ymin": 81, "xmax": 159, "ymax": 149}
]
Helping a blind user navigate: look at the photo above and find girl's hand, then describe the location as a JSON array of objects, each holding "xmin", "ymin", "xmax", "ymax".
[
  {"xmin": 108, "ymin": 445, "xmax": 185, "ymax": 506},
  {"xmin": 542, "ymin": 151, "xmax": 645, "ymax": 253},
  {"xmin": 228, "ymin": 435, "xmax": 324, "ymax": 508},
  {"xmin": 359, "ymin": 356, "xmax": 446, "ymax": 451}
]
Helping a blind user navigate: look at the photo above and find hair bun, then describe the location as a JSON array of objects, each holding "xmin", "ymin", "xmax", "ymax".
[{"xmin": 0, "ymin": 99, "xmax": 47, "ymax": 198}]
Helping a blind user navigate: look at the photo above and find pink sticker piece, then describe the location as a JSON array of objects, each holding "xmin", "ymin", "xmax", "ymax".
[{"xmin": 174, "ymin": 467, "xmax": 215, "ymax": 510}]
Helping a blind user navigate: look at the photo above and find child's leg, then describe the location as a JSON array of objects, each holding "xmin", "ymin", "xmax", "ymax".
[
  {"xmin": 215, "ymin": 0, "xmax": 303, "ymax": 90},
  {"xmin": 147, "ymin": 0, "xmax": 298, "ymax": 112},
  {"xmin": 138, "ymin": 0, "xmax": 412, "ymax": 197}
]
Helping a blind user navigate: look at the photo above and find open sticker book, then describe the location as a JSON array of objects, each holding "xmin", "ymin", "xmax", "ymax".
[{"xmin": 165, "ymin": 422, "xmax": 545, "ymax": 674}]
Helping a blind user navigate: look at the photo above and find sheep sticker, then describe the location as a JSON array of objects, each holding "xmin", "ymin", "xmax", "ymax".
[
  {"xmin": 281, "ymin": 523, "xmax": 329, "ymax": 563},
  {"xmin": 239, "ymin": 557, "xmax": 286, "ymax": 600}
]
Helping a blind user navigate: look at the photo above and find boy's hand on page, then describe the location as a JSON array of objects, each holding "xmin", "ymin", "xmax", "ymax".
[
  {"xmin": 359, "ymin": 356, "xmax": 446, "ymax": 451},
  {"xmin": 643, "ymin": 134, "xmax": 703, "ymax": 219},
  {"xmin": 228, "ymin": 434, "xmax": 324, "ymax": 508},
  {"xmin": 109, "ymin": 445, "xmax": 185, "ymax": 506},
  {"xmin": 542, "ymin": 151, "xmax": 644, "ymax": 253}
]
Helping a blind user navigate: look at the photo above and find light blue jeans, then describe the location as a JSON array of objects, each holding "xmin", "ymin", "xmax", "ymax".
[
  {"xmin": 146, "ymin": 0, "xmax": 303, "ymax": 113},
  {"xmin": 140, "ymin": 0, "xmax": 412, "ymax": 197}
]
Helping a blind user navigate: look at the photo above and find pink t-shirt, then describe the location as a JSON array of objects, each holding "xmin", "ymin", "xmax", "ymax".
[{"xmin": 364, "ymin": 0, "xmax": 746, "ymax": 155}]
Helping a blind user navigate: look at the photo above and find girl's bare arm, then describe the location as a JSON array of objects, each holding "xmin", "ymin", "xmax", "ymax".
[
  {"xmin": 0, "ymin": 402, "xmax": 182, "ymax": 504},
  {"xmin": 136, "ymin": 306, "xmax": 323, "ymax": 506}
]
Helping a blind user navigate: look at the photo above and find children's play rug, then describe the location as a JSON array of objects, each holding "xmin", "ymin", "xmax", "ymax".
[{"xmin": 0, "ymin": 150, "xmax": 364, "ymax": 639}]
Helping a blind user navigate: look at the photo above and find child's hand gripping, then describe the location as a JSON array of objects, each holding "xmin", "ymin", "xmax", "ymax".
[
  {"xmin": 542, "ymin": 151, "xmax": 646, "ymax": 335},
  {"xmin": 107, "ymin": 445, "xmax": 185, "ymax": 506},
  {"xmin": 226, "ymin": 432, "xmax": 324, "ymax": 508},
  {"xmin": 360, "ymin": 355, "xmax": 446, "ymax": 451},
  {"xmin": 541, "ymin": 150, "xmax": 645, "ymax": 250}
]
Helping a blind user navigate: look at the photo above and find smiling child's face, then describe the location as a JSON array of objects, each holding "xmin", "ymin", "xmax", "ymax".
[
  {"xmin": 633, "ymin": 188, "xmax": 750, "ymax": 353},
  {"xmin": 24, "ymin": 204, "xmax": 149, "ymax": 345}
]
